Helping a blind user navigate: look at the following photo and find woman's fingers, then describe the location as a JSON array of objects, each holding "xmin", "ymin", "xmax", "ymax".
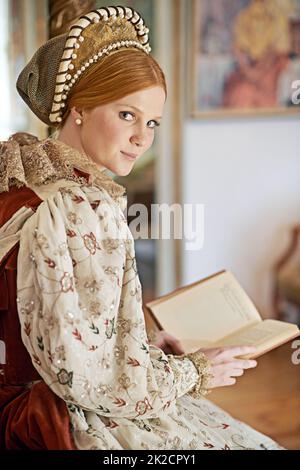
[
  {"xmin": 224, "ymin": 359, "xmax": 257, "ymax": 369},
  {"xmin": 165, "ymin": 333, "xmax": 185, "ymax": 355},
  {"xmin": 229, "ymin": 368, "xmax": 247, "ymax": 377},
  {"xmin": 210, "ymin": 369, "xmax": 237, "ymax": 387},
  {"xmin": 197, "ymin": 345, "xmax": 259, "ymax": 389},
  {"xmin": 170, "ymin": 339, "xmax": 185, "ymax": 355},
  {"xmin": 223, "ymin": 378, "xmax": 237, "ymax": 386},
  {"xmin": 216, "ymin": 345, "xmax": 257, "ymax": 361},
  {"xmin": 209, "ymin": 358, "xmax": 257, "ymax": 388}
]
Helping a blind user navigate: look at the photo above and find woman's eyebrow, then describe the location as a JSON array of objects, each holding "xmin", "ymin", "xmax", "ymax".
[{"xmin": 118, "ymin": 103, "xmax": 162, "ymax": 119}]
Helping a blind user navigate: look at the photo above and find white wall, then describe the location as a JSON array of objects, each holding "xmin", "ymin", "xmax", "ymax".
[{"xmin": 182, "ymin": 117, "xmax": 300, "ymax": 318}]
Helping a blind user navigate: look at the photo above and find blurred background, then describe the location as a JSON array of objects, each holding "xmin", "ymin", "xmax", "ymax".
[
  {"xmin": 1, "ymin": 0, "xmax": 300, "ymax": 319},
  {"xmin": 1, "ymin": 0, "xmax": 300, "ymax": 449}
]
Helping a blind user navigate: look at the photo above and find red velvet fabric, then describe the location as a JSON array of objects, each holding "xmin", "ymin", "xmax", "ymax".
[
  {"xmin": 0, "ymin": 382, "xmax": 76, "ymax": 449},
  {"xmin": 0, "ymin": 186, "xmax": 43, "ymax": 384}
]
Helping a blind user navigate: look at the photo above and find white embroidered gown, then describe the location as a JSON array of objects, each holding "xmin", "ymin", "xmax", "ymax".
[{"xmin": 3, "ymin": 135, "xmax": 283, "ymax": 450}]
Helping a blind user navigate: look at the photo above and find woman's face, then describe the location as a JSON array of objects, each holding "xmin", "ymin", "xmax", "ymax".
[{"xmin": 77, "ymin": 86, "xmax": 165, "ymax": 176}]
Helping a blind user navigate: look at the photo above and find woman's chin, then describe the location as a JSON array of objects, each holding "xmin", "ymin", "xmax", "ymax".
[{"xmin": 114, "ymin": 166, "xmax": 134, "ymax": 177}]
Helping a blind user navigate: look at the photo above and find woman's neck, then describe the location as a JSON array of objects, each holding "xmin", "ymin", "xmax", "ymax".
[{"xmin": 55, "ymin": 121, "xmax": 106, "ymax": 172}]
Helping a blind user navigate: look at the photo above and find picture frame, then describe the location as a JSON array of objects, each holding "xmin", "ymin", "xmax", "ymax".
[{"xmin": 190, "ymin": 0, "xmax": 300, "ymax": 118}]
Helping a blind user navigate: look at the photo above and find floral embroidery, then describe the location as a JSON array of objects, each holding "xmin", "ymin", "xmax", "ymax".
[
  {"xmin": 113, "ymin": 397, "xmax": 127, "ymax": 408},
  {"xmin": 113, "ymin": 345, "xmax": 128, "ymax": 365},
  {"xmin": 44, "ymin": 257, "xmax": 56, "ymax": 268},
  {"xmin": 116, "ymin": 317, "xmax": 132, "ymax": 337},
  {"xmin": 135, "ymin": 398, "xmax": 153, "ymax": 416},
  {"xmin": 132, "ymin": 419, "xmax": 152, "ymax": 432},
  {"xmin": 35, "ymin": 233, "xmax": 49, "ymax": 249},
  {"xmin": 89, "ymin": 322, "xmax": 100, "ymax": 334},
  {"xmin": 118, "ymin": 373, "xmax": 131, "ymax": 390},
  {"xmin": 84, "ymin": 279, "xmax": 104, "ymax": 294},
  {"xmin": 55, "ymin": 243, "xmax": 68, "ymax": 256},
  {"xmin": 103, "ymin": 265, "xmax": 120, "ymax": 284},
  {"xmin": 88, "ymin": 301, "xmax": 104, "ymax": 318},
  {"xmin": 83, "ymin": 232, "xmax": 100, "ymax": 255},
  {"xmin": 126, "ymin": 357, "xmax": 141, "ymax": 367},
  {"xmin": 105, "ymin": 420, "xmax": 119, "ymax": 429},
  {"xmin": 72, "ymin": 328, "xmax": 82, "ymax": 341},
  {"xmin": 105, "ymin": 318, "xmax": 116, "ymax": 339},
  {"xmin": 24, "ymin": 322, "xmax": 31, "ymax": 336},
  {"xmin": 90, "ymin": 200, "xmax": 101, "ymax": 210},
  {"xmin": 66, "ymin": 229, "xmax": 77, "ymax": 238},
  {"xmin": 102, "ymin": 238, "xmax": 121, "ymax": 254},
  {"xmin": 37, "ymin": 336, "xmax": 44, "ymax": 351},
  {"xmin": 60, "ymin": 272, "xmax": 75, "ymax": 292},
  {"xmin": 32, "ymin": 354, "xmax": 41, "ymax": 366},
  {"xmin": 67, "ymin": 212, "xmax": 82, "ymax": 225},
  {"xmin": 55, "ymin": 345, "xmax": 66, "ymax": 361},
  {"xmin": 72, "ymin": 194, "xmax": 85, "ymax": 204},
  {"xmin": 57, "ymin": 368, "xmax": 73, "ymax": 387}
]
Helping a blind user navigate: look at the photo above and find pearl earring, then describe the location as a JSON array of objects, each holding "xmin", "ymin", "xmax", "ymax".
[{"xmin": 75, "ymin": 118, "xmax": 82, "ymax": 125}]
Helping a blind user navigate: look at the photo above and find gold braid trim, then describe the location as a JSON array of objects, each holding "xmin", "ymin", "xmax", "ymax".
[{"xmin": 184, "ymin": 351, "xmax": 213, "ymax": 398}]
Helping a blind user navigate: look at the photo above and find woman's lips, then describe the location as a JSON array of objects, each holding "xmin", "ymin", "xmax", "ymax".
[{"xmin": 121, "ymin": 151, "xmax": 137, "ymax": 161}]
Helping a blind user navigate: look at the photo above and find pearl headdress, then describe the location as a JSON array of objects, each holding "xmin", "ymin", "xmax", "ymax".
[
  {"xmin": 50, "ymin": 6, "xmax": 151, "ymax": 124},
  {"xmin": 16, "ymin": 5, "xmax": 151, "ymax": 127}
]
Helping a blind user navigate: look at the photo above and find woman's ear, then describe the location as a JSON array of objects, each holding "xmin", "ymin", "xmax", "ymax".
[{"xmin": 70, "ymin": 106, "xmax": 83, "ymax": 121}]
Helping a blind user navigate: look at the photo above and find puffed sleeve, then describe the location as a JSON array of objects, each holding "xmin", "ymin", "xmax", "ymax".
[{"xmin": 16, "ymin": 184, "xmax": 199, "ymax": 419}]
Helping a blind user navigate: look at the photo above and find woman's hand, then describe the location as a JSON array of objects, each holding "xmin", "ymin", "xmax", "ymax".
[
  {"xmin": 152, "ymin": 330, "xmax": 185, "ymax": 355},
  {"xmin": 151, "ymin": 333, "xmax": 258, "ymax": 388},
  {"xmin": 198, "ymin": 345, "xmax": 258, "ymax": 389}
]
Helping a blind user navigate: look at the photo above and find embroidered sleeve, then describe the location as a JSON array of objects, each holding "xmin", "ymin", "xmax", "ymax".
[
  {"xmin": 171, "ymin": 352, "xmax": 213, "ymax": 398},
  {"xmin": 167, "ymin": 355, "xmax": 199, "ymax": 397},
  {"xmin": 16, "ymin": 185, "xmax": 199, "ymax": 419}
]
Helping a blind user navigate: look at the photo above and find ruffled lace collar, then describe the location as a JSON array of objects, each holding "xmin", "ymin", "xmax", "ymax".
[{"xmin": 0, "ymin": 132, "xmax": 127, "ymax": 204}]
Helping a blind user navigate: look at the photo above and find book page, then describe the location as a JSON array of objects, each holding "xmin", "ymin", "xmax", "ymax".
[
  {"xmin": 147, "ymin": 271, "xmax": 261, "ymax": 343},
  {"xmin": 180, "ymin": 319, "xmax": 300, "ymax": 357},
  {"xmin": 216, "ymin": 319, "xmax": 299, "ymax": 348}
]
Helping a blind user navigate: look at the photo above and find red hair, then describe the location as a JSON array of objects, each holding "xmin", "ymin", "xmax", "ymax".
[{"xmin": 59, "ymin": 49, "xmax": 167, "ymax": 127}]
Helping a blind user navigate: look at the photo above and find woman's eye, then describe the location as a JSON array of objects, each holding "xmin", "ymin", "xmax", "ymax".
[
  {"xmin": 120, "ymin": 111, "xmax": 160, "ymax": 129},
  {"xmin": 148, "ymin": 120, "xmax": 160, "ymax": 129},
  {"xmin": 120, "ymin": 111, "xmax": 134, "ymax": 121}
]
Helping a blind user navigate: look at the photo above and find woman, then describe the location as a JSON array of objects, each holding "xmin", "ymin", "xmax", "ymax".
[{"xmin": 0, "ymin": 6, "xmax": 283, "ymax": 450}]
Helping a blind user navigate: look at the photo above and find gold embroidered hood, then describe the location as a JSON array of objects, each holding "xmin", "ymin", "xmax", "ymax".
[{"xmin": 0, "ymin": 132, "xmax": 127, "ymax": 204}]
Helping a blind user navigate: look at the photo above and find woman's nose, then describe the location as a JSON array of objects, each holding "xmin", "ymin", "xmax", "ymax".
[{"xmin": 130, "ymin": 130, "xmax": 147, "ymax": 147}]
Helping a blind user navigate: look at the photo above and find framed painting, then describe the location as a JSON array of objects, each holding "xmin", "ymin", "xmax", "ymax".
[{"xmin": 190, "ymin": 0, "xmax": 300, "ymax": 118}]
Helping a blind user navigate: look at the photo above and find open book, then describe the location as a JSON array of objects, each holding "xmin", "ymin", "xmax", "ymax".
[{"xmin": 145, "ymin": 270, "xmax": 300, "ymax": 359}]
